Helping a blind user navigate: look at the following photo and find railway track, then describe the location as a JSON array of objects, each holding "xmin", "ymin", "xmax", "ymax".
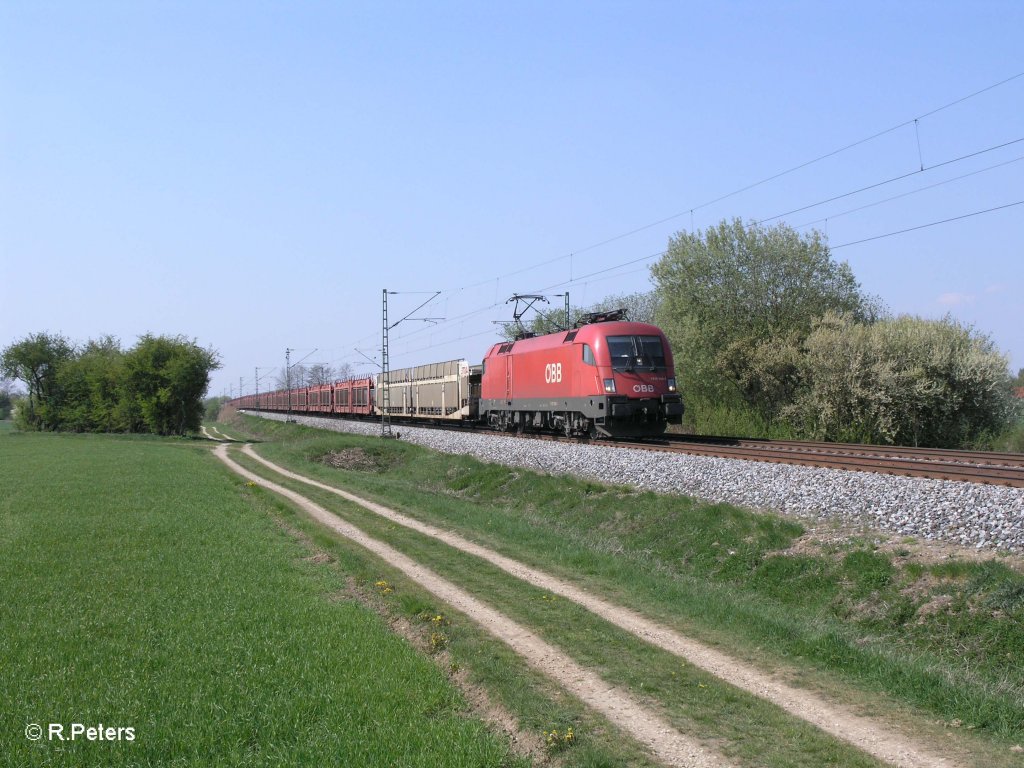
[
  {"xmin": 612, "ymin": 434, "xmax": 1024, "ymax": 488},
  {"xmin": 243, "ymin": 410, "xmax": 1024, "ymax": 488}
]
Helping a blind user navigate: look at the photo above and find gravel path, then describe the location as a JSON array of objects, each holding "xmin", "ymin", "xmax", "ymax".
[{"xmin": 250, "ymin": 412, "xmax": 1024, "ymax": 553}]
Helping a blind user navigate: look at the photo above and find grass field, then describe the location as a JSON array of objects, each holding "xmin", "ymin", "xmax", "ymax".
[
  {"xmin": 0, "ymin": 423, "xmax": 523, "ymax": 767},
  {"xmin": 7, "ymin": 411, "xmax": 1022, "ymax": 767},
  {"xmin": 222, "ymin": 412, "xmax": 1024, "ymax": 766}
]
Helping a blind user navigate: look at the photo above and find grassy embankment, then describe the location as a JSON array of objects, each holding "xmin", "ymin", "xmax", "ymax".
[
  {"xmin": 671, "ymin": 394, "xmax": 799, "ymax": 440},
  {"xmin": 982, "ymin": 417, "xmax": 1024, "ymax": 452},
  {"xmin": 223, "ymin": 412, "xmax": 1024, "ymax": 767},
  {"xmin": 0, "ymin": 422, "xmax": 524, "ymax": 767}
]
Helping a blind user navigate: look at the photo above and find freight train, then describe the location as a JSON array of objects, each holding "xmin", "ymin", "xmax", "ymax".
[{"xmin": 229, "ymin": 313, "xmax": 684, "ymax": 438}]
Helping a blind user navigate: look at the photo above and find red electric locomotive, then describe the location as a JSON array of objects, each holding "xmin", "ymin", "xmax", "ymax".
[{"xmin": 479, "ymin": 313, "xmax": 684, "ymax": 438}]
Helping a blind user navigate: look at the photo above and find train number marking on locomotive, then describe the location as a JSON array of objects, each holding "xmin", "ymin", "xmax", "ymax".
[{"xmin": 544, "ymin": 363, "xmax": 563, "ymax": 384}]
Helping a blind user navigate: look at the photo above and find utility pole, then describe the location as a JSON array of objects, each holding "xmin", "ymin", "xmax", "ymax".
[
  {"xmin": 286, "ymin": 348, "xmax": 292, "ymax": 422},
  {"xmin": 381, "ymin": 288, "xmax": 442, "ymax": 438},
  {"xmin": 239, "ymin": 376, "xmax": 243, "ymax": 400},
  {"xmin": 284, "ymin": 350, "xmax": 316, "ymax": 424},
  {"xmin": 255, "ymin": 367, "xmax": 260, "ymax": 412},
  {"xmin": 381, "ymin": 289, "xmax": 392, "ymax": 438},
  {"xmin": 555, "ymin": 292, "xmax": 570, "ymax": 330}
]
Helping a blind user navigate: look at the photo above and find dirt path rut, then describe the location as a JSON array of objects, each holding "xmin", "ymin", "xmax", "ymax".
[
  {"xmin": 228, "ymin": 443, "xmax": 964, "ymax": 768},
  {"xmin": 215, "ymin": 444, "xmax": 729, "ymax": 768}
]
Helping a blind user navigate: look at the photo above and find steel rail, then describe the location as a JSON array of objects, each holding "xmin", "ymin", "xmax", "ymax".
[
  {"xmin": 614, "ymin": 438, "xmax": 1024, "ymax": 487},
  {"xmin": 659, "ymin": 434, "xmax": 1024, "ymax": 468},
  {"xmin": 242, "ymin": 409, "xmax": 1024, "ymax": 487}
]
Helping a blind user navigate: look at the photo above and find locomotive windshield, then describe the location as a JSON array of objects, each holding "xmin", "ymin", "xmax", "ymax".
[{"xmin": 606, "ymin": 335, "xmax": 667, "ymax": 371}]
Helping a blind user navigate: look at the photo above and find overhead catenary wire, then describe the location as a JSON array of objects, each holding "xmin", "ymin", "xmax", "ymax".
[
  {"xmin": 383, "ymin": 74, "xmax": 1024, "ymax": 357},
  {"xmin": 832, "ymin": 200, "xmax": 1024, "ymax": 249},
  {"xmin": 246, "ymin": 71, "xmax": 1024, "ymax": 377},
  {"xmin": 442, "ymin": 70, "xmax": 1024, "ymax": 295},
  {"xmin": 388, "ymin": 198, "xmax": 1024, "ymax": 359},
  {"xmin": 792, "ymin": 154, "xmax": 1024, "ymax": 230},
  {"xmin": 385, "ymin": 136, "xmax": 1023, "ymax": 357},
  {"xmin": 754, "ymin": 136, "xmax": 1024, "ymax": 226},
  {"xmin": 417, "ymin": 76, "xmax": 1020, "ymax": 304}
]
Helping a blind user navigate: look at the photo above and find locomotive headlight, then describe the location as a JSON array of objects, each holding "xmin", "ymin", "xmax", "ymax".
[
  {"xmin": 603, "ymin": 378, "xmax": 616, "ymax": 393},
  {"xmin": 667, "ymin": 377, "xmax": 677, "ymax": 393}
]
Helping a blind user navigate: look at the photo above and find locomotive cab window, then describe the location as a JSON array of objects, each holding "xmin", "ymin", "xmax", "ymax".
[
  {"xmin": 606, "ymin": 335, "xmax": 666, "ymax": 371},
  {"xmin": 582, "ymin": 344, "xmax": 595, "ymax": 366}
]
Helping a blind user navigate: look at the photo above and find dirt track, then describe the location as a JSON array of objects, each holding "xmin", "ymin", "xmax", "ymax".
[
  {"xmin": 215, "ymin": 444, "xmax": 728, "ymax": 767},
  {"xmin": 217, "ymin": 443, "xmax": 964, "ymax": 768}
]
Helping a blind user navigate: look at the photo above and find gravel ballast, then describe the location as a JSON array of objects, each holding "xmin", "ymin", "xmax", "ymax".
[{"xmin": 248, "ymin": 412, "xmax": 1024, "ymax": 553}]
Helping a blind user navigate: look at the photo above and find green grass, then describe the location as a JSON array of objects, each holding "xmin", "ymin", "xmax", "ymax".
[
  {"xmin": 202, "ymin": 420, "xmax": 245, "ymax": 442},
  {"xmin": 975, "ymin": 417, "xmax": 1024, "ymax": 452},
  {"xmin": 0, "ymin": 429, "xmax": 523, "ymax": 767},
  {"xmin": 225, "ymin": 413, "xmax": 1024, "ymax": 764},
  {"xmin": 229, "ymin": 448, "xmax": 884, "ymax": 768},
  {"xmin": 671, "ymin": 393, "xmax": 800, "ymax": 439},
  {"xmin": 229, "ymin": 456, "xmax": 669, "ymax": 768}
]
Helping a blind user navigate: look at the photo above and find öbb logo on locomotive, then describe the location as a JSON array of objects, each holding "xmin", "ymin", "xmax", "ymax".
[{"xmin": 230, "ymin": 314, "xmax": 685, "ymax": 439}]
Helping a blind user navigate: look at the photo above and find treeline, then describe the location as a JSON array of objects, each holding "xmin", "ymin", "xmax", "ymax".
[
  {"xmin": 273, "ymin": 362, "xmax": 354, "ymax": 391},
  {"xmin": 1, "ymin": 333, "xmax": 220, "ymax": 436},
  {"xmin": 651, "ymin": 219, "xmax": 1019, "ymax": 448},
  {"xmin": 515, "ymin": 218, "xmax": 1019, "ymax": 449}
]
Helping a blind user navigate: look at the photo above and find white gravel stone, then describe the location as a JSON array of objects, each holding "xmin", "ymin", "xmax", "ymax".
[{"xmin": 249, "ymin": 412, "xmax": 1024, "ymax": 554}]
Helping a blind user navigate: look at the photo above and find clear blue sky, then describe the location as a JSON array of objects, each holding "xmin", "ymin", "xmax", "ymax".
[{"xmin": 2, "ymin": 1, "xmax": 1022, "ymax": 398}]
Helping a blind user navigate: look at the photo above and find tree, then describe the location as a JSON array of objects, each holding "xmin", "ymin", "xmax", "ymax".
[
  {"xmin": 714, "ymin": 332, "xmax": 803, "ymax": 427},
  {"xmin": 651, "ymin": 219, "xmax": 880, "ymax": 407},
  {"xmin": 1, "ymin": 332, "xmax": 75, "ymax": 429},
  {"xmin": 54, "ymin": 335, "xmax": 128, "ymax": 432},
  {"xmin": 1, "ymin": 332, "xmax": 219, "ymax": 435},
  {"xmin": 786, "ymin": 313, "xmax": 1014, "ymax": 447},
  {"xmin": 277, "ymin": 364, "xmax": 308, "ymax": 390},
  {"xmin": 306, "ymin": 363, "xmax": 335, "ymax": 386},
  {"xmin": 271, "ymin": 362, "xmax": 355, "ymax": 390},
  {"xmin": 0, "ymin": 379, "xmax": 17, "ymax": 420},
  {"xmin": 204, "ymin": 395, "xmax": 230, "ymax": 421},
  {"xmin": 121, "ymin": 335, "xmax": 221, "ymax": 435},
  {"xmin": 588, "ymin": 290, "xmax": 659, "ymax": 325}
]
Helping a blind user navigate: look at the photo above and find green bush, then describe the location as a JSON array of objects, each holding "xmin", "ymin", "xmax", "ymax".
[
  {"xmin": 1, "ymin": 333, "xmax": 219, "ymax": 435},
  {"xmin": 786, "ymin": 313, "xmax": 1014, "ymax": 447},
  {"xmin": 204, "ymin": 395, "xmax": 230, "ymax": 421},
  {"xmin": 652, "ymin": 218, "xmax": 879, "ymax": 406}
]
